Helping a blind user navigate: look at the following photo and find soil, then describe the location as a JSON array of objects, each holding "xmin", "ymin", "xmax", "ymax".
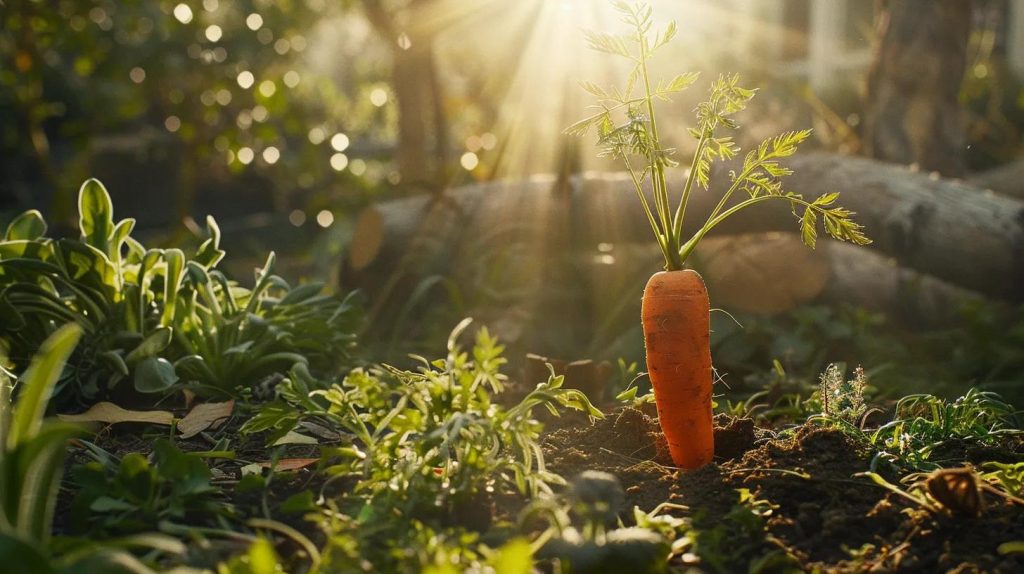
[
  {"xmin": 53, "ymin": 403, "xmax": 1024, "ymax": 572},
  {"xmin": 541, "ymin": 407, "xmax": 1024, "ymax": 573}
]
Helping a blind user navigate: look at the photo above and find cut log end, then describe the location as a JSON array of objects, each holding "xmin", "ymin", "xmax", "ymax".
[{"xmin": 349, "ymin": 207, "xmax": 384, "ymax": 271}]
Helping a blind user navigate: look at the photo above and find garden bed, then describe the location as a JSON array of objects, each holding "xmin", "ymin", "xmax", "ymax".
[{"xmin": 542, "ymin": 408, "xmax": 1024, "ymax": 572}]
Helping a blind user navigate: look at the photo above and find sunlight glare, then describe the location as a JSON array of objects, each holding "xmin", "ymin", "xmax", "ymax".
[{"xmin": 173, "ymin": 4, "xmax": 193, "ymax": 24}]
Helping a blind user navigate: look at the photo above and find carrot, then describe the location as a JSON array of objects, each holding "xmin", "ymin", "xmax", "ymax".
[
  {"xmin": 570, "ymin": 2, "xmax": 870, "ymax": 470},
  {"xmin": 642, "ymin": 270, "xmax": 714, "ymax": 469}
]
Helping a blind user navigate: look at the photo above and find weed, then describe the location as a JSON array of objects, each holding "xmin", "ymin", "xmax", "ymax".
[
  {"xmin": 819, "ymin": 363, "xmax": 867, "ymax": 423},
  {"xmin": 869, "ymin": 389, "xmax": 1021, "ymax": 471}
]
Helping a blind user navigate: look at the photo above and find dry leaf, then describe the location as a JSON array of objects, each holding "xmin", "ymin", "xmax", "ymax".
[
  {"xmin": 259, "ymin": 458, "xmax": 319, "ymax": 471},
  {"xmin": 58, "ymin": 402, "xmax": 174, "ymax": 425},
  {"xmin": 178, "ymin": 400, "xmax": 235, "ymax": 439},
  {"xmin": 272, "ymin": 431, "xmax": 319, "ymax": 446},
  {"xmin": 240, "ymin": 458, "xmax": 320, "ymax": 477},
  {"xmin": 240, "ymin": 463, "xmax": 262, "ymax": 477}
]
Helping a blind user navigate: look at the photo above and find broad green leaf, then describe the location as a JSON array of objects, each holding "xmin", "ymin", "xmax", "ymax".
[
  {"xmin": 279, "ymin": 490, "xmax": 316, "ymax": 513},
  {"xmin": 8, "ymin": 324, "xmax": 82, "ymax": 448},
  {"xmin": 98, "ymin": 351, "xmax": 129, "ymax": 377},
  {"xmin": 160, "ymin": 249, "xmax": 185, "ymax": 327},
  {"xmin": 194, "ymin": 216, "xmax": 225, "ymax": 269},
  {"xmin": 4, "ymin": 211, "xmax": 46, "ymax": 241},
  {"xmin": 133, "ymin": 357, "xmax": 179, "ymax": 394},
  {"xmin": 998, "ymin": 541, "xmax": 1024, "ymax": 555},
  {"xmin": 78, "ymin": 179, "xmax": 114, "ymax": 253},
  {"xmin": 88, "ymin": 496, "xmax": 137, "ymax": 513},
  {"xmin": 0, "ymin": 240, "xmax": 53, "ymax": 262},
  {"xmin": 12, "ymin": 422, "xmax": 84, "ymax": 545},
  {"xmin": 54, "ymin": 240, "xmax": 119, "ymax": 297},
  {"xmin": 109, "ymin": 218, "xmax": 135, "ymax": 264},
  {"xmin": 0, "ymin": 534, "xmax": 52, "ymax": 573},
  {"xmin": 124, "ymin": 236, "xmax": 145, "ymax": 264},
  {"xmin": 247, "ymin": 537, "xmax": 281, "ymax": 574},
  {"xmin": 124, "ymin": 327, "xmax": 172, "ymax": 366},
  {"xmin": 278, "ymin": 282, "xmax": 323, "ymax": 305}
]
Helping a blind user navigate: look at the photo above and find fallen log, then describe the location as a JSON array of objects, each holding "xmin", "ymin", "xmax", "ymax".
[
  {"xmin": 968, "ymin": 159, "xmax": 1024, "ymax": 202},
  {"xmin": 344, "ymin": 153, "xmax": 1024, "ymax": 301}
]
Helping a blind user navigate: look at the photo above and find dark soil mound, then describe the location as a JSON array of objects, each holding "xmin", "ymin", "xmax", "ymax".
[{"xmin": 542, "ymin": 409, "xmax": 1024, "ymax": 573}]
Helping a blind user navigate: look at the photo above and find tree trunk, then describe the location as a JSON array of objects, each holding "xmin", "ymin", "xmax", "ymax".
[
  {"xmin": 862, "ymin": 0, "xmax": 972, "ymax": 176},
  {"xmin": 362, "ymin": 0, "xmax": 445, "ymax": 192},
  {"xmin": 345, "ymin": 153, "xmax": 1024, "ymax": 301}
]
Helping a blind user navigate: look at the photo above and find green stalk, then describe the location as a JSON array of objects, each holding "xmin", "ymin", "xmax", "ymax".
[
  {"xmin": 637, "ymin": 20, "xmax": 680, "ymax": 270},
  {"xmin": 678, "ymin": 194, "xmax": 822, "ymax": 263},
  {"xmin": 622, "ymin": 156, "xmax": 670, "ymax": 260},
  {"xmin": 671, "ymin": 132, "xmax": 709, "ymax": 251}
]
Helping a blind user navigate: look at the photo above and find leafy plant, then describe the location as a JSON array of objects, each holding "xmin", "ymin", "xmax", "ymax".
[
  {"xmin": 526, "ymin": 471, "xmax": 688, "ymax": 574},
  {"xmin": 688, "ymin": 489, "xmax": 799, "ymax": 574},
  {"xmin": 818, "ymin": 363, "xmax": 867, "ymax": 423},
  {"xmin": 243, "ymin": 320, "xmax": 602, "ymax": 572},
  {"xmin": 867, "ymin": 389, "xmax": 1021, "ymax": 471},
  {"xmin": 0, "ymin": 324, "xmax": 190, "ymax": 574},
  {"xmin": 0, "ymin": 324, "xmax": 82, "ymax": 559},
  {"xmin": 0, "ymin": 179, "xmax": 224, "ymax": 405},
  {"xmin": 173, "ymin": 252, "xmax": 361, "ymax": 397},
  {"xmin": 69, "ymin": 439, "xmax": 235, "ymax": 536},
  {"xmin": 568, "ymin": 0, "xmax": 871, "ymax": 471},
  {"xmin": 0, "ymin": 178, "xmax": 361, "ymax": 403}
]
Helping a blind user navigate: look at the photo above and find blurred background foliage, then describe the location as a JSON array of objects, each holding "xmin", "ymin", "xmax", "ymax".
[{"xmin": 2, "ymin": 0, "xmax": 1024, "ymax": 405}]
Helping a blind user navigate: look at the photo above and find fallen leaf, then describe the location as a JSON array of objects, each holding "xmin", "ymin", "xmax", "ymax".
[
  {"xmin": 240, "ymin": 463, "xmax": 262, "ymax": 477},
  {"xmin": 272, "ymin": 431, "xmax": 319, "ymax": 446},
  {"xmin": 178, "ymin": 400, "xmax": 235, "ymax": 439},
  {"xmin": 240, "ymin": 458, "xmax": 320, "ymax": 477},
  {"xmin": 58, "ymin": 402, "xmax": 174, "ymax": 426},
  {"xmin": 258, "ymin": 458, "xmax": 319, "ymax": 471}
]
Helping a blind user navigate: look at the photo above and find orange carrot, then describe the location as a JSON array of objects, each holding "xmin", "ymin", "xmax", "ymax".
[
  {"xmin": 570, "ymin": 2, "xmax": 870, "ymax": 471},
  {"xmin": 642, "ymin": 270, "xmax": 714, "ymax": 469}
]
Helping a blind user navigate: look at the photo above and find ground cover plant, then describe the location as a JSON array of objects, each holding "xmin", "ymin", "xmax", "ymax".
[{"xmin": 2, "ymin": 2, "xmax": 1024, "ymax": 573}]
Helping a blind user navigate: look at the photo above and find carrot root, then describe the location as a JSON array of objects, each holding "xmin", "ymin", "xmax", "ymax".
[{"xmin": 642, "ymin": 269, "xmax": 714, "ymax": 469}]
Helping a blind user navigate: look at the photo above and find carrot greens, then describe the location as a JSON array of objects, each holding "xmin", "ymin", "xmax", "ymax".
[{"xmin": 567, "ymin": 1, "xmax": 871, "ymax": 271}]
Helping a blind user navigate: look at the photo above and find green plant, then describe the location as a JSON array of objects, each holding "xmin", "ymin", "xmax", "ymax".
[
  {"xmin": 868, "ymin": 389, "xmax": 1021, "ymax": 471},
  {"xmin": 568, "ymin": 0, "xmax": 869, "ymax": 470},
  {"xmin": 982, "ymin": 461, "xmax": 1024, "ymax": 498},
  {"xmin": 818, "ymin": 363, "xmax": 867, "ymax": 423},
  {"xmin": 242, "ymin": 320, "xmax": 602, "ymax": 572},
  {"xmin": 173, "ymin": 252, "xmax": 361, "ymax": 397},
  {"xmin": 1, "ymin": 178, "xmax": 362, "ymax": 403},
  {"xmin": 69, "ymin": 439, "xmax": 235, "ymax": 536},
  {"xmin": 0, "ymin": 324, "xmax": 189, "ymax": 574},
  {"xmin": 688, "ymin": 489, "xmax": 799, "ymax": 574},
  {"xmin": 526, "ymin": 471, "xmax": 688, "ymax": 574},
  {"xmin": 0, "ymin": 179, "xmax": 224, "ymax": 405},
  {"xmin": 0, "ymin": 324, "xmax": 82, "ymax": 560}
]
